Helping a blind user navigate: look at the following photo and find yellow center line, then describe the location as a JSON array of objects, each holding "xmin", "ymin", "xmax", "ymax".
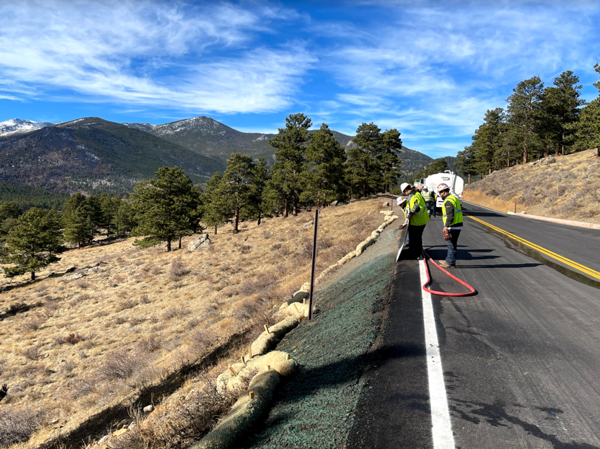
[{"xmin": 467, "ymin": 215, "xmax": 600, "ymax": 281}]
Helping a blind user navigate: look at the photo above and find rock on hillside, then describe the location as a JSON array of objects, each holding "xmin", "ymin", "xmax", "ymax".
[
  {"xmin": 0, "ymin": 118, "xmax": 52, "ymax": 137},
  {"xmin": 464, "ymin": 149, "xmax": 600, "ymax": 224}
]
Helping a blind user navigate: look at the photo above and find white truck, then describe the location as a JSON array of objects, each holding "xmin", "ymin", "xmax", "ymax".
[{"xmin": 417, "ymin": 171, "xmax": 464, "ymax": 209}]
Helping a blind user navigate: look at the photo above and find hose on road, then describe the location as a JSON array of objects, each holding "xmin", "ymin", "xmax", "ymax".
[{"xmin": 421, "ymin": 251, "xmax": 477, "ymax": 297}]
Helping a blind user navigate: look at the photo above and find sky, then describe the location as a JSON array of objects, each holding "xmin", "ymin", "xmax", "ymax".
[{"xmin": 1, "ymin": 0, "xmax": 600, "ymax": 159}]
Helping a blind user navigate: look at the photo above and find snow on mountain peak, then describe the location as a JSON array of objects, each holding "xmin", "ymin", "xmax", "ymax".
[{"xmin": 0, "ymin": 118, "xmax": 52, "ymax": 137}]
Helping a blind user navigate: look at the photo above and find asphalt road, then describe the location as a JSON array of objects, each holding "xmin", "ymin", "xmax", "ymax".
[{"xmin": 349, "ymin": 203, "xmax": 600, "ymax": 449}]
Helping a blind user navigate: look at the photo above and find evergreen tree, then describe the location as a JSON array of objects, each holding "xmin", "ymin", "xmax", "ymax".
[
  {"xmin": 131, "ymin": 166, "xmax": 201, "ymax": 251},
  {"xmin": 456, "ymin": 146, "xmax": 477, "ymax": 184},
  {"xmin": 245, "ymin": 158, "xmax": 270, "ymax": 225},
  {"xmin": 115, "ymin": 199, "xmax": 134, "ymax": 237},
  {"xmin": 380, "ymin": 129, "xmax": 403, "ymax": 192},
  {"xmin": 220, "ymin": 153, "xmax": 256, "ymax": 233},
  {"xmin": 1, "ymin": 208, "xmax": 63, "ymax": 281},
  {"xmin": 98, "ymin": 193, "xmax": 122, "ymax": 238},
  {"xmin": 269, "ymin": 113, "xmax": 312, "ymax": 216},
  {"xmin": 63, "ymin": 193, "xmax": 96, "ymax": 248},
  {"xmin": 345, "ymin": 122, "xmax": 383, "ymax": 197},
  {"xmin": 472, "ymin": 108, "xmax": 507, "ymax": 175},
  {"xmin": 302, "ymin": 123, "xmax": 347, "ymax": 208},
  {"xmin": 0, "ymin": 201, "xmax": 22, "ymax": 243},
  {"xmin": 203, "ymin": 172, "xmax": 229, "ymax": 235},
  {"xmin": 570, "ymin": 64, "xmax": 600, "ymax": 155},
  {"xmin": 506, "ymin": 76, "xmax": 545, "ymax": 164},
  {"xmin": 539, "ymin": 71, "xmax": 585, "ymax": 156}
]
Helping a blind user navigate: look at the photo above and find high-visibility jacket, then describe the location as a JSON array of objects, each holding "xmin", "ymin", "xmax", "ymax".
[
  {"xmin": 408, "ymin": 192, "xmax": 429, "ymax": 226},
  {"xmin": 421, "ymin": 190, "xmax": 433, "ymax": 202},
  {"xmin": 442, "ymin": 194, "xmax": 463, "ymax": 227}
]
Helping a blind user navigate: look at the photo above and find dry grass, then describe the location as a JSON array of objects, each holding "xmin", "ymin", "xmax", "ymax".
[
  {"xmin": 464, "ymin": 149, "xmax": 600, "ymax": 224},
  {"xmin": 0, "ymin": 198, "xmax": 389, "ymax": 448}
]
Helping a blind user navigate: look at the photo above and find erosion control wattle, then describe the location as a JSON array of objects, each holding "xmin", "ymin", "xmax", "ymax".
[{"xmin": 421, "ymin": 251, "xmax": 477, "ymax": 297}]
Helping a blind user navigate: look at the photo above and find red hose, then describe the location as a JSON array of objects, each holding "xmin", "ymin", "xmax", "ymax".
[{"xmin": 421, "ymin": 251, "xmax": 477, "ymax": 297}]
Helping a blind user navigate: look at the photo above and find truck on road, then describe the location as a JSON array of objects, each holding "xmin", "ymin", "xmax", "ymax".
[{"xmin": 417, "ymin": 171, "xmax": 464, "ymax": 209}]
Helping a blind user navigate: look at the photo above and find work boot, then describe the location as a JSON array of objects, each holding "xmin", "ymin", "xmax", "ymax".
[{"xmin": 438, "ymin": 260, "xmax": 454, "ymax": 268}]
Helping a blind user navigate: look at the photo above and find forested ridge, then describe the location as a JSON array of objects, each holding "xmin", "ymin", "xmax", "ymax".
[{"xmin": 455, "ymin": 66, "xmax": 600, "ymax": 181}]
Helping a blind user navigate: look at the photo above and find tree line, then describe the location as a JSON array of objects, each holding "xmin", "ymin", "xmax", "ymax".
[
  {"xmin": 456, "ymin": 65, "xmax": 600, "ymax": 181},
  {"xmin": 0, "ymin": 113, "xmax": 404, "ymax": 280}
]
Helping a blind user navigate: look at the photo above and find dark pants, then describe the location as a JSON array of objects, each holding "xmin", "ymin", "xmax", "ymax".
[
  {"xmin": 426, "ymin": 201, "xmax": 436, "ymax": 217},
  {"xmin": 407, "ymin": 224, "xmax": 425, "ymax": 258},
  {"xmin": 446, "ymin": 229, "xmax": 461, "ymax": 265}
]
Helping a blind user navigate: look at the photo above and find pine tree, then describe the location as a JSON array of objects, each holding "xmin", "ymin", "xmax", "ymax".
[
  {"xmin": 345, "ymin": 122, "xmax": 383, "ymax": 198},
  {"xmin": 472, "ymin": 108, "xmax": 507, "ymax": 175},
  {"xmin": 220, "ymin": 153, "xmax": 256, "ymax": 233},
  {"xmin": 1, "ymin": 208, "xmax": 63, "ymax": 281},
  {"xmin": 570, "ymin": 64, "xmax": 600, "ymax": 155},
  {"xmin": 245, "ymin": 158, "xmax": 270, "ymax": 225},
  {"xmin": 131, "ymin": 166, "xmax": 201, "ymax": 251},
  {"xmin": 506, "ymin": 76, "xmax": 545, "ymax": 164},
  {"xmin": 380, "ymin": 129, "xmax": 403, "ymax": 192},
  {"xmin": 203, "ymin": 172, "xmax": 229, "ymax": 235},
  {"xmin": 0, "ymin": 201, "xmax": 22, "ymax": 243},
  {"xmin": 269, "ymin": 113, "xmax": 312, "ymax": 216},
  {"xmin": 539, "ymin": 71, "xmax": 585, "ymax": 156},
  {"xmin": 456, "ymin": 146, "xmax": 477, "ymax": 184},
  {"xmin": 302, "ymin": 123, "xmax": 347, "ymax": 208},
  {"xmin": 63, "ymin": 194, "xmax": 97, "ymax": 248}
]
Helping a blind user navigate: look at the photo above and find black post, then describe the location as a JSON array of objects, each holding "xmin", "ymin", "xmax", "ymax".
[{"xmin": 308, "ymin": 209, "xmax": 320, "ymax": 320}]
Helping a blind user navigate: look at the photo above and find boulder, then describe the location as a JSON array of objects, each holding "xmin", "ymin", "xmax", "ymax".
[{"xmin": 188, "ymin": 233, "xmax": 210, "ymax": 251}]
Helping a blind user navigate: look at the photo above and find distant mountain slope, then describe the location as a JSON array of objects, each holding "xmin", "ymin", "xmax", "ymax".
[
  {"xmin": 0, "ymin": 117, "xmax": 224, "ymax": 195},
  {"xmin": 126, "ymin": 116, "xmax": 432, "ymax": 178},
  {"xmin": 0, "ymin": 118, "xmax": 52, "ymax": 136}
]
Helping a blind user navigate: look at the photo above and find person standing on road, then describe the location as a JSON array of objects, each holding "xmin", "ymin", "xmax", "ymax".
[
  {"xmin": 400, "ymin": 182, "xmax": 429, "ymax": 259},
  {"xmin": 437, "ymin": 183, "xmax": 463, "ymax": 268},
  {"xmin": 421, "ymin": 187, "xmax": 436, "ymax": 218}
]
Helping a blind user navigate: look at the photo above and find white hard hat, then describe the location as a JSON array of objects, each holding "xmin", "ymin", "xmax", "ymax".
[
  {"xmin": 396, "ymin": 196, "xmax": 407, "ymax": 206},
  {"xmin": 437, "ymin": 183, "xmax": 450, "ymax": 192},
  {"xmin": 400, "ymin": 183, "xmax": 412, "ymax": 192}
]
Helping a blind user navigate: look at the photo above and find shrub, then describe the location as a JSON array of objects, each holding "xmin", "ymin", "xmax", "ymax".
[
  {"xmin": 169, "ymin": 256, "xmax": 189, "ymax": 280},
  {"xmin": 138, "ymin": 335, "xmax": 162, "ymax": 353},
  {"xmin": 24, "ymin": 317, "xmax": 44, "ymax": 332},
  {"xmin": 23, "ymin": 346, "xmax": 40, "ymax": 361},
  {"xmin": 100, "ymin": 350, "xmax": 140, "ymax": 380},
  {"xmin": 0, "ymin": 406, "xmax": 45, "ymax": 447},
  {"xmin": 65, "ymin": 333, "xmax": 83, "ymax": 345}
]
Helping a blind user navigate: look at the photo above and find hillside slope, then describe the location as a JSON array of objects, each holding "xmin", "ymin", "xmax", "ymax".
[
  {"xmin": 0, "ymin": 118, "xmax": 224, "ymax": 195},
  {"xmin": 463, "ymin": 149, "xmax": 600, "ymax": 224}
]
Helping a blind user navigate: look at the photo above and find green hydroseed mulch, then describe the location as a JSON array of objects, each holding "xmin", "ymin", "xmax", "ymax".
[{"xmin": 241, "ymin": 229, "xmax": 398, "ymax": 448}]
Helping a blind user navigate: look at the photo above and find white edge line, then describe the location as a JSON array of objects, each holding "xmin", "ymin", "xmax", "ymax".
[{"xmin": 419, "ymin": 260, "xmax": 455, "ymax": 449}]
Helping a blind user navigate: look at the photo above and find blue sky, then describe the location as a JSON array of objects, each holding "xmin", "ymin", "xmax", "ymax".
[{"xmin": 1, "ymin": 0, "xmax": 600, "ymax": 158}]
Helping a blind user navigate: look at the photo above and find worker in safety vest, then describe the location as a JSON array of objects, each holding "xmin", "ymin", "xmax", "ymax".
[
  {"xmin": 421, "ymin": 187, "xmax": 436, "ymax": 218},
  {"xmin": 437, "ymin": 183, "xmax": 463, "ymax": 268},
  {"xmin": 400, "ymin": 182, "xmax": 429, "ymax": 259}
]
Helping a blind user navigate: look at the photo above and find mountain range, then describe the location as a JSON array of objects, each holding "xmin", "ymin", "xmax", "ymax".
[{"xmin": 0, "ymin": 116, "xmax": 433, "ymax": 197}]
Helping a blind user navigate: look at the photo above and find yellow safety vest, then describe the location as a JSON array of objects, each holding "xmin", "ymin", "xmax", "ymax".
[
  {"xmin": 422, "ymin": 191, "xmax": 433, "ymax": 202},
  {"xmin": 443, "ymin": 194, "xmax": 463, "ymax": 226},
  {"xmin": 409, "ymin": 192, "xmax": 430, "ymax": 226}
]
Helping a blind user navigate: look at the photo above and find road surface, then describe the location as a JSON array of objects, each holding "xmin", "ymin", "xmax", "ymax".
[{"xmin": 349, "ymin": 202, "xmax": 600, "ymax": 449}]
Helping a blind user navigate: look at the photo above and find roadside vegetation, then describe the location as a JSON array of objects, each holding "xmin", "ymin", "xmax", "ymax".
[
  {"xmin": 0, "ymin": 197, "xmax": 387, "ymax": 448},
  {"xmin": 463, "ymin": 148, "xmax": 600, "ymax": 224}
]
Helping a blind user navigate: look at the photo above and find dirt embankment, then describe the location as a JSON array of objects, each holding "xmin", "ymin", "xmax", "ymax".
[{"xmin": 463, "ymin": 149, "xmax": 600, "ymax": 225}]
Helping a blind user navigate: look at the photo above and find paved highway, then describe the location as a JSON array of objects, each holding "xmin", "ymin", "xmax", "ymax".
[{"xmin": 349, "ymin": 203, "xmax": 600, "ymax": 448}]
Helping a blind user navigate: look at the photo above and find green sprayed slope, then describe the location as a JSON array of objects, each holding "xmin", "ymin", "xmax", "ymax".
[{"xmin": 241, "ymin": 229, "xmax": 397, "ymax": 448}]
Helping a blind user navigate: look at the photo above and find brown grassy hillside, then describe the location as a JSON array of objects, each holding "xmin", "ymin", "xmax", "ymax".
[
  {"xmin": 463, "ymin": 149, "xmax": 600, "ymax": 224},
  {"xmin": 0, "ymin": 198, "xmax": 392, "ymax": 449}
]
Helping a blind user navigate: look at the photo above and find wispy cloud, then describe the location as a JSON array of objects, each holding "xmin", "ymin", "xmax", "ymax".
[{"xmin": 0, "ymin": 1, "xmax": 313, "ymax": 113}]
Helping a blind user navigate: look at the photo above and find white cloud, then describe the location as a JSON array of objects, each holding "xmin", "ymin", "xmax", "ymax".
[{"xmin": 0, "ymin": 1, "xmax": 312, "ymax": 113}]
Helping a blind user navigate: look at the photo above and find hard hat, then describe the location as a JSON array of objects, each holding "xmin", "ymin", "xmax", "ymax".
[
  {"xmin": 396, "ymin": 196, "xmax": 407, "ymax": 206},
  {"xmin": 437, "ymin": 183, "xmax": 450, "ymax": 192},
  {"xmin": 400, "ymin": 182, "xmax": 412, "ymax": 192}
]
